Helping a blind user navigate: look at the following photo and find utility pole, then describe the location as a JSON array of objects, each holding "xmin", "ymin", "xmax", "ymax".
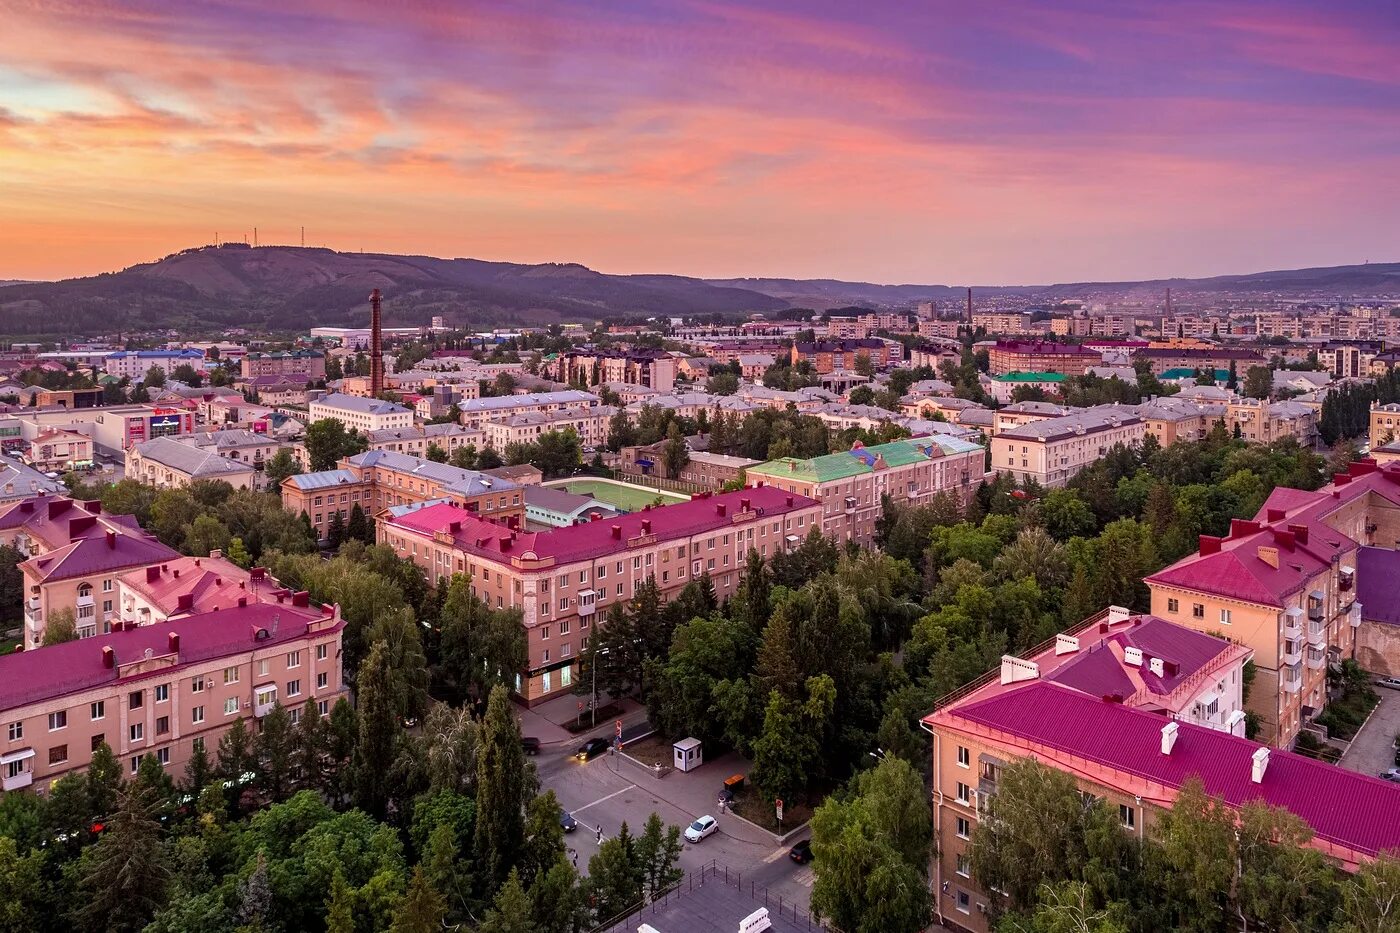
[{"xmin": 591, "ymin": 647, "xmax": 611, "ymax": 728}]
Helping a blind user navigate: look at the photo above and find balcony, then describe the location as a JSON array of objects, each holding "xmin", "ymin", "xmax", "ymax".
[
  {"xmin": 75, "ymin": 594, "xmax": 95, "ymax": 609},
  {"xmin": 577, "ymin": 590, "xmax": 597, "ymax": 617},
  {"xmin": 1282, "ymin": 608, "xmax": 1303, "ymax": 639},
  {"xmin": 253, "ymin": 686, "xmax": 278, "ymax": 718},
  {"xmin": 843, "ymin": 496, "xmax": 858, "ymax": 514},
  {"xmin": 1307, "ymin": 624, "xmax": 1327, "ymax": 648},
  {"xmin": 1282, "ymin": 640, "xmax": 1303, "ymax": 665},
  {"xmin": 1283, "ymin": 662, "xmax": 1303, "ymax": 693},
  {"xmin": 1306, "ymin": 647, "xmax": 1327, "ymax": 671},
  {"xmin": 1, "ymin": 750, "xmax": 35, "ymax": 791},
  {"xmin": 25, "ymin": 596, "xmax": 39, "ymax": 612}
]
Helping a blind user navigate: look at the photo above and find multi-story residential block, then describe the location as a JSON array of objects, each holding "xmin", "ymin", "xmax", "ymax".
[
  {"xmin": 457, "ymin": 391, "xmax": 599, "ymax": 431},
  {"xmin": 548, "ymin": 349, "xmax": 677, "ymax": 392},
  {"xmin": 991, "ymin": 401, "xmax": 1072, "ymax": 436},
  {"xmin": 618, "ymin": 443, "xmax": 758, "ymax": 490},
  {"xmin": 1133, "ymin": 346, "xmax": 1266, "ymax": 376},
  {"xmin": 240, "ymin": 350, "xmax": 326, "ymax": 381},
  {"xmin": 378, "ymin": 486, "xmax": 822, "ymax": 702},
  {"xmin": 986, "ymin": 341, "xmax": 1100, "ymax": 376},
  {"xmin": 24, "ymin": 429, "xmax": 94, "ymax": 473},
  {"xmin": 127, "ymin": 436, "xmax": 258, "ymax": 490},
  {"xmin": 988, "ymin": 372, "xmax": 1067, "ymax": 404},
  {"xmin": 971, "ymin": 312, "xmax": 1037, "ymax": 335},
  {"xmin": 245, "ymin": 375, "xmax": 310, "ymax": 406},
  {"xmin": 923, "ymin": 650, "xmax": 1399, "ymax": 930},
  {"xmin": 481, "ymin": 406, "xmax": 614, "ymax": 452},
  {"xmin": 0, "ymin": 457, "xmax": 64, "ymax": 502},
  {"xmin": 13, "ymin": 500, "xmax": 179, "ymax": 646},
  {"xmin": 282, "ymin": 449, "xmax": 524, "ymax": 540},
  {"xmin": 1317, "ymin": 340, "xmax": 1383, "ymax": 379},
  {"xmin": 103, "ymin": 349, "xmax": 205, "ymax": 380},
  {"xmin": 181, "ymin": 429, "xmax": 283, "ymax": 471},
  {"xmin": 307, "ymin": 393, "xmax": 413, "ymax": 432},
  {"xmin": 746, "ymin": 437, "xmax": 984, "ymax": 545},
  {"xmin": 118, "ymin": 554, "xmax": 280, "ymax": 624},
  {"xmin": 0, "ymin": 598, "xmax": 345, "ymax": 794},
  {"xmin": 790, "ymin": 339, "xmax": 900, "ymax": 374},
  {"xmin": 1143, "ymin": 461, "xmax": 1400, "ymax": 747},
  {"xmin": 1368, "ymin": 402, "xmax": 1400, "ymax": 447},
  {"xmin": 364, "ymin": 423, "xmax": 485, "ymax": 459},
  {"xmin": 991, "ymin": 407, "xmax": 1145, "ymax": 487}
]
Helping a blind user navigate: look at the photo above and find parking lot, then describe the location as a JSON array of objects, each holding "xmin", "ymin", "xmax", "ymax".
[{"xmin": 1338, "ymin": 683, "xmax": 1400, "ymax": 778}]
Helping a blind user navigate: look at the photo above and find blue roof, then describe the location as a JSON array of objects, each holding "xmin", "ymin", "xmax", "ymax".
[{"xmin": 286, "ymin": 469, "xmax": 357, "ymax": 491}]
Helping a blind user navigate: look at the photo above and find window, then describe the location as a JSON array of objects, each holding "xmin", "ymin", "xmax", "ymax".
[
  {"xmin": 156, "ymin": 716, "xmax": 169, "ymax": 736},
  {"xmin": 318, "ymin": 700, "xmax": 329, "ymax": 716},
  {"xmin": 956, "ymin": 816, "xmax": 971, "ymax": 839},
  {"xmin": 90, "ymin": 701, "xmax": 105, "ymax": 721},
  {"xmin": 129, "ymin": 690, "xmax": 143, "ymax": 710},
  {"xmin": 956, "ymin": 853, "xmax": 971, "ymax": 877},
  {"xmin": 541, "ymin": 625, "xmax": 551, "ymax": 640},
  {"xmin": 559, "ymin": 620, "xmax": 570, "ymax": 635},
  {"xmin": 130, "ymin": 756, "xmax": 140, "ymax": 775},
  {"xmin": 191, "ymin": 676, "xmax": 205, "ymax": 693},
  {"xmin": 102, "ymin": 578, "xmax": 113, "ymax": 592},
  {"xmin": 48, "ymin": 744, "xmax": 67, "ymax": 765},
  {"xmin": 1167, "ymin": 598, "xmax": 1179, "ymax": 613},
  {"xmin": 542, "ymin": 649, "xmax": 550, "ymax": 663},
  {"xmin": 1120, "ymin": 804, "xmax": 1136, "ymax": 829},
  {"xmin": 5, "ymin": 722, "xmax": 19, "ymax": 741},
  {"xmin": 1192, "ymin": 603, "xmax": 1205, "ymax": 618},
  {"xmin": 224, "ymin": 698, "xmax": 239, "ymax": 715},
  {"xmin": 956, "ymin": 782, "xmax": 971, "ymax": 805},
  {"xmin": 156, "ymin": 747, "xmax": 169, "ymax": 766},
  {"xmin": 317, "ymin": 672, "xmax": 328, "ymax": 690},
  {"xmin": 316, "ymin": 644, "xmax": 328, "ymax": 661},
  {"xmin": 130, "ymin": 723, "xmax": 143, "ymax": 742},
  {"xmin": 956, "ymin": 889, "xmax": 971, "ymax": 914},
  {"xmin": 257, "ymin": 659, "xmax": 270, "ymax": 677},
  {"xmin": 154, "ymin": 684, "xmax": 169, "ymax": 703},
  {"xmin": 287, "ymin": 679, "xmax": 302, "ymax": 697},
  {"xmin": 48, "ymin": 711, "xmax": 67, "ymax": 731},
  {"xmin": 1220, "ymin": 608, "xmax": 1232, "ymax": 625},
  {"xmin": 223, "ymin": 667, "xmax": 239, "ymax": 684},
  {"xmin": 287, "ymin": 650, "xmax": 301, "ymax": 668},
  {"xmin": 957, "ymin": 745, "xmax": 970, "ymax": 768},
  {"xmin": 192, "ymin": 706, "xmax": 204, "ymax": 724}
]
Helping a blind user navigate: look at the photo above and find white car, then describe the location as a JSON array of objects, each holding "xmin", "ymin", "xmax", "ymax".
[
  {"xmin": 684, "ymin": 815, "xmax": 718, "ymax": 843},
  {"xmin": 1376, "ymin": 677, "xmax": 1400, "ymax": 691}
]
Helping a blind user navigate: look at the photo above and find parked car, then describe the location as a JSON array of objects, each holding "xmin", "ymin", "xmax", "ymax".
[
  {"xmin": 521, "ymin": 737, "xmax": 541, "ymax": 756},
  {"xmin": 1376, "ymin": 677, "xmax": 1400, "ymax": 691},
  {"xmin": 577, "ymin": 738, "xmax": 610, "ymax": 761},
  {"xmin": 1379, "ymin": 768, "xmax": 1400, "ymax": 783},
  {"xmin": 789, "ymin": 839, "xmax": 814, "ymax": 864},
  {"xmin": 684, "ymin": 815, "xmax": 718, "ymax": 843},
  {"xmin": 560, "ymin": 811, "xmax": 578, "ymax": 832}
]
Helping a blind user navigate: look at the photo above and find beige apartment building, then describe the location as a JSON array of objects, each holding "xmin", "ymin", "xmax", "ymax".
[
  {"xmin": 746, "ymin": 437, "xmax": 984, "ymax": 546},
  {"xmin": 1144, "ymin": 461, "xmax": 1400, "ymax": 747},
  {"xmin": 0, "ymin": 598, "xmax": 344, "ymax": 795},
  {"xmin": 378, "ymin": 486, "xmax": 822, "ymax": 703},
  {"xmin": 457, "ymin": 391, "xmax": 600, "ymax": 431},
  {"xmin": 1369, "ymin": 402, "xmax": 1400, "ymax": 447},
  {"xmin": 364, "ymin": 423, "xmax": 486, "ymax": 459},
  {"xmin": 481, "ymin": 405, "xmax": 614, "ymax": 452},
  {"xmin": 547, "ymin": 349, "xmax": 677, "ymax": 392},
  {"xmin": 127, "ymin": 436, "xmax": 258, "ymax": 490},
  {"xmin": 991, "ymin": 407, "xmax": 1145, "ymax": 487},
  {"xmin": 308, "ymin": 393, "xmax": 414, "ymax": 432}
]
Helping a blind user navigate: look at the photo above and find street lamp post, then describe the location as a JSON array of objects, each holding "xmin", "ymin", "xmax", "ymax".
[{"xmin": 592, "ymin": 647, "xmax": 611, "ymax": 728}]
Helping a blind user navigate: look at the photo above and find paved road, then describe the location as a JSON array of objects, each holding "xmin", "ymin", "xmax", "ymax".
[
  {"xmin": 1339, "ymin": 685, "xmax": 1400, "ymax": 778},
  {"xmin": 535, "ymin": 733, "xmax": 813, "ymax": 910}
]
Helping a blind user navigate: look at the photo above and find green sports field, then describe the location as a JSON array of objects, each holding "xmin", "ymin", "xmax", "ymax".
[{"xmin": 548, "ymin": 478, "xmax": 689, "ymax": 513}]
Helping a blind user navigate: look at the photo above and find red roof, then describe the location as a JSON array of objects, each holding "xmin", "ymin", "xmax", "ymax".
[
  {"xmin": 1048, "ymin": 616, "xmax": 1235, "ymax": 700},
  {"xmin": 386, "ymin": 486, "xmax": 819, "ymax": 567},
  {"xmin": 0, "ymin": 496, "xmax": 143, "ymax": 552},
  {"xmin": 22, "ymin": 531, "xmax": 179, "ymax": 583},
  {"xmin": 937, "ymin": 681, "xmax": 1400, "ymax": 858},
  {"xmin": 0, "ymin": 602, "xmax": 335, "ymax": 713},
  {"xmin": 117, "ymin": 555, "xmax": 279, "ymax": 617}
]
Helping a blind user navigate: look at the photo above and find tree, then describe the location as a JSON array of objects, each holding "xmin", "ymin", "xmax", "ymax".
[
  {"xmin": 706, "ymin": 372, "xmax": 739, "ymax": 395},
  {"xmin": 42, "ymin": 607, "xmax": 78, "ymax": 645},
  {"xmin": 226, "ymin": 536, "xmax": 252, "ymax": 567},
  {"xmin": 1145, "ymin": 778, "xmax": 1237, "ymax": 933},
  {"xmin": 587, "ymin": 823, "xmax": 642, "ymax": 922},
  {"xmin": 475, "ymin": 685, "xmax": 531, "ymax": 888},
  {"xmin": 143, "ymin": 365, "xmax": 167, "ymax": 389},
  {"xmin": 534, "ymin": 429, "xmax": 583, "ymax": 478},
  {"xmin": 999, "ymin": 881, "xmax": 1131, "ymax": 933},
  {"xmin": 171, "ymin": 362, "xmax": 203, "ymax": 387},
  {"xmin": 661, "ymin": 422, "xmax": 689, "ymax": 478},
  {"xmin": 75, "ymin": 782, "xmax": 170, "ymax": 933},
  {"xmin": 263, "ymin": 448, "xmax": 301, "ymax": 486},
  {"xmin": 254, "ymin": 702, "xmax": 296, "ymax": 802},
  {"xmin": 634, "ymin": 812, "xmax": 684, "ymax": 901},
  {"xmin": 810, "ymin": 757, "xmax": 932, "ymax": 933},
  {"xmin": 1334, "ymin": 850, "xmax": 1400, "ymax": 933},
  {"xmin": 85, "ymin": 742, "xmax": 122, "ymax": 819},
  {"xmin": 304, "ymin": 418, "xmax": 367, "ymax": 471},
  {"xmin": 854, "ymin": 351, "xmax": 875, "ymax": 377},
  {"xmin": 326, "ymin": 509, "xmax": 346, "ymax": 548},
  {"xmin": 182, "ymin": 737, "xmax": 213, "ymax": 796},
  {"xmin": 425, "ymin": 443, "xmax": 448, "ymax": 463},
  {"xmin": 530, "ymin": 857, "xmax": 587, "ymax": 933},
  {"xmin": 750, "ymin": 676, "xmax": 834, "ymax": 806},
  {"xmin": 184, "ymin": 513, "xmax": 231, "ymax": 557},
  {"xmin": 1235, "ymin": 801, "xmax": 1336, "ymax": 932},
  {"xmin": 1243, "ymin": 365, "xmax": 1273, "ymax": 400},
  {"xmin": 437, "ymin": 575, "xmax": 528, "ymax": 705},
  {"xmin": 325, "ymin": 869, "xmax": 355, "ymax": 933},
  {"xmin": 352, "ymin": 641, "xmax": 400, "ymax": 818},
  {"xmin": 390, "ymin": 865, "xmax": 448, "ymax": 933},
  {"xmin": 1037, "ymin": 489, "xmax": 1098, "ymax": 541},
  {"xmin": 481, "ymin": 869, "xmax": 537, "ymax": 933}
]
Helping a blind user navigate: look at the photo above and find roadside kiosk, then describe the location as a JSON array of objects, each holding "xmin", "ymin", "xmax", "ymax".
[{"xmin": 672, "ymin": 737, "xmax": 703, "ymax": 772}]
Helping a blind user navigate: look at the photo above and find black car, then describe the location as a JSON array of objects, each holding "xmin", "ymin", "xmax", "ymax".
[
  {"xmin": 789, "ymin": 840, "xmax": 813, "ymax": 864},
  {"xmin": 560, "ymin": 811, "xmax": 578, "ymax": 833},
  {"xmin": 521, "ymin": 737, "xmax": 541, "ymax": 756},
  {"xmin": 577, "ymin": 738, "xmax": 610, "ymax": 761}
]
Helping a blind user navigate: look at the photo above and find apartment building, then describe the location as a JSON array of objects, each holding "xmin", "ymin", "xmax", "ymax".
[
  {"xmin": 988, "ymin": 372, "xmax": 1066, "ymax": 404},
  {"xmin": 183, "ymin": 429, "xmax": 283, "ymax": 469},
  {"xmin": 1317, "ymin": 341, "xmax": 1383, "ymax": 380},
  {"xmin": 127, "ymin": 436, "xmax": 258, "ymax": 490},
  {"xmin": 923, "ymin": 669, "xmax": 1399, "ymax": 930},
  {"xmin": 245, "ymin": 375, "xmax": 310, "ymax": 406},
  {"xmin": 364, "ymin": 422, "xmax": 485, "ymax": 459},
  {"xmin": 0, "ymin": 598, "xmax": 345, "ymax": 795},
  {"xmin": 103, "ymin": 349, "xmax": 205, "ymax": 380},
  {"xmin": 119, "ymin": 554, "xmax": 281, "ymax": 624},
  {"xmin": 481, "ymin": 405, "xmax": 614, "ymax": 451},
  {"xmin": 986, "ymin": 341, "xmax": 1100, "ymax": 376},
  {"xmin": 0, "ymin": 458, "xmax": 64, "ymax": 502},
  {"xmin": 1368, "ymin": 402, "xmax": 1400, "ymax": 447},
  {"xmin": 308, "ymin": 393, "xmax": 413, "ymax": 432},
  {"xmin": 548, "ymin": 349, "xmax": 677, "ymax": 392},
  {"xmin": 991, "ymin": 401, "xmax": 1072, "ymax": 436},
  {"xmin": 13, "ymin": 503, "xmax": 179, "ymax": 647},
  {"xmin": 457, "ymin": 391, "xmax": 599, "ymax": 431},
  {"xmin": 971, "ymin": 312, "xmax": 1037, "ymax": 335},
  {"xmin": 378, "ymin": 486, "xmax": 823, "ymax": 702},
  {"xmin": 746, "ymin": 437, "xmax": 984, "ymax": 545},
  {"xmin": 1137, "ymin": 395, "xmax": 1317, "ymax": 447},
  {"xmin": 240, "ymin": 350, "xmax": 326, "ymax": 381},
  {"xmin": 991, "ymin": 407, "xmax": 1146, "ymax": 487},
  {"xmin": 618, "ymin": 442, "xmax": 758, "ymax": 491},
  {"xmin": 1133, "ymin": 346, "xmax": 1266, "ymax": 376},
  {"xmin": 790, "ymin": 339, "xmax": 901, "ymax": 374},
  {"xmin": 1143, "ymin": 461, "xmax": 1400, "ymax": 747},
  {"xmin": 282, "ymin": 449, "xmax": 524, "ymax": 540}
]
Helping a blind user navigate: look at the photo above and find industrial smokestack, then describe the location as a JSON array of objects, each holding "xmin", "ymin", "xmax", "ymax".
[
  {"xmin": 966, "ymin": 287, "xmax": 973, "ymax": 322},
  {"xmin": 1166, "ymin": 287, "xmax": 1172, "ymax": 317},
  {"xmin": 369, "ymin": 288, "xmax": 384, "ymax": 396}
]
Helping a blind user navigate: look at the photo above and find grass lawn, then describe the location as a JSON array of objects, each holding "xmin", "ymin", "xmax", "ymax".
[
  {"xmin": 730, "ymin": 788, "xmax": 818, "ymax": 834},
  {"xmin": 621, "ymin": 734, "xmax": 674, "ymax": 768},
  {"xmin": 549, "ymin": 478, "xmax": 689, "ymax": 513}
]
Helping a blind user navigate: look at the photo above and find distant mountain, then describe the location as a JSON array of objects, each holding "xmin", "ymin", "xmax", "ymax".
[
  {"xmin": 0, "ymin": 245, "xmax": 788, "ymax": 337},
  {"xmin": 1, "ymin": 247, "xmax": 1395, "ymax": 338}
]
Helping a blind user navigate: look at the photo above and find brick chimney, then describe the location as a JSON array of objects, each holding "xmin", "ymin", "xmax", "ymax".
[{"xmin": 1160, "ymin": 721, "xmax": 1179, "ymax": 755}]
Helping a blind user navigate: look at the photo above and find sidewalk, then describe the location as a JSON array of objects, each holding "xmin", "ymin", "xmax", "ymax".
[{"xmin": 517, "ymin": 690, "xmax": 649, "ymax": 747}]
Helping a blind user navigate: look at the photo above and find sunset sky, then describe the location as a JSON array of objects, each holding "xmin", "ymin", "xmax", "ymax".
[{"xmin": 2, "ymin": 0, "xmax": 1397, "ymax": 284}]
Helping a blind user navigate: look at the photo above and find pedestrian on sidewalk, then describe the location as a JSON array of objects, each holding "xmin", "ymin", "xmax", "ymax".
[{"xmin": 596, "ymin": 825, "xmax": 603, "ymax": 844}]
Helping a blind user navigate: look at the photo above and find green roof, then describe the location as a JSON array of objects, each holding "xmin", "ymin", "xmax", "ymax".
[
  {"xmin": 993, "ymin": 371, "xmax": 1068, "ymax": 382},
  {"xmin": 747, "ymin": 436, "xmax": 982, "ymax": 483},
  {"xmin": 1161, "ymin": 368, "xmax": 1228, "ymax": 380}
]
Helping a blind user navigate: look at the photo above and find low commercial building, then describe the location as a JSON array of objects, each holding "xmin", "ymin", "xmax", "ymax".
[
  {"xmin": 746, "ymin": 437, "xmax": 984, "ymax": 545},
  {"xmin": 991, "ymin": 406, "xmax": 1145, "ymax": 487},
  {"xmin": 307, "ymin": 393, "xmax": 413, "ymax": 433},
  {"xmin": 987, "ymin": 341, "xmax": 1100, "ymax": 376},
  {"xmin": 523, "ymin": 486, "xmax": 620, "ymax": 529},
  {"xmin": 618, "ymin": 443, "xmax": 758, "ymax": 491},
  {"xmin": 0, "ymin": 598, "xmax": 345, "ymax": 794},
  {"xmin": 15, "ymin": 404, "xmax": 194, "ymax": 451},
  {"xmin": 378, "ymin": 485, "xmax": 823, "ymax": 703},
  {"xmin": 24, "ymin": 429, "xmax": 94, "ymax": 473},
  {"xmin": 127, "ymin": 437, "xmax": 258, "ymax": 490}
]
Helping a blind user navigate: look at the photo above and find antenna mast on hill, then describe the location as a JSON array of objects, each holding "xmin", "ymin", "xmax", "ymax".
[
  {"xmin": 369, "ymin": 288, "xmax": 384, "ymax": 396},
  {"xmin": 301, "ymin": 226, "xmax": 305, "ymax": 248}
]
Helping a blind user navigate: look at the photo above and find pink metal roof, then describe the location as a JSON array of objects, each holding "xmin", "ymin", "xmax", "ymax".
[
  {"xmin": 0, "ymin": 496, "xmax": 143, "ymax": 551},
  {"xmin": 386, "ymin": 485, "xmax": 819, "ymax": 567},
  {"xmin": 938, "ymin": 680, "xmax": 1400, "ymax": 858},
  {"xmin": 0, "ymin": 602, "xmax": 334, "ymax": 713},
  {"xmin": 117, "ymin": 555, "xmax": 279, "ymax": 616},
  {"xmin": 22, "ymin": 531, "xmax": 179, "ymax": 583}
]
